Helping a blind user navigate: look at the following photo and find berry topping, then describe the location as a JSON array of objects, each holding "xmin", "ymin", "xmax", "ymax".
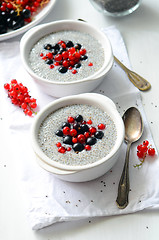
[
  {"xmin": 62, "ymin": 126, "xmax": 70, "ymax": 135},
  {"xmin": 63, "ymin": 136, "xmax": 72, "ymax": 145},
  {"xmin": 75, "ymin": 114, "xmax": 83, "ymax": 122},
  {"xmin": 77, "ymin": 134, "xmax": 86, "ymax": 144},
  {"xmin": 55, "ymin": 115, "xmax": 106, "ymax": 153},
  {"xmin": 73, "ymin": 143, "xmax": 84, "ymax": 152},
  {"xmin": 86, "ymin": 137, "xmax": 97, "ymax": 146},
  {"xmin": 94, "ymin": 131, "xmax": 104, "ymax": 139},
  {"xmin": 98, "ymin": 123, "xmax": 106, "ymax": 130}
]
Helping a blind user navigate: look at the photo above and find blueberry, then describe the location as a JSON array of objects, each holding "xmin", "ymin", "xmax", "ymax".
[
  {"xmin": 86, "ymin": 137, "xmax": 97, "ymax": 146},
  {"xmin": 73, "ymin": 143, "xmax": 84, "ymax": 152},
  {"xmin": 46, "ymin": 59, "xmax": 53, "ymax": 65},
  {"xmin": 63, "ymin": 136, "xmax": 72, "ymax": 145},
  {"xmin": 53, "ymin": 43, "xmax": 60, "ymax": 51},
  {"xmin": 21, "ymin": 9, "xmax": 31, "ymax": 19},
  {"xmin": 80, "ymin": 55, "xmax": 88, "ymax": 61},
  {"xmin": 58, "ymin": 67, "xmax": 68, "ymax": 73},
  {"xmin": 55, "ymin": 130, "xmax": 63, "ymax": 137},
  {"xmin": 66, "ymin": 40, "xmax": 74, "ymax": 48},
  {"xmin": 94, "ymin": 131, "xmax": 104, "ymax": 139},
  {"xmin": 62, "ymin": 122, "xmax": 70, "ymax": 128},
  {"xmin": 75, "ymin": 115, "xmax": 83, "ymax": 122},
  {"xmin": 74, "ymin": 43, "xmax": 82, "ymax": 50},
  {"xmin": 43, "ymin": 44, "xmax": 53, "ymax": 50},
  {"xmin": 74, "ymin": 63, "xmax": 81, "ymax": 69},
  {"xmin": 80, "ymin": 124, "xmax": 89, "ymax": 133},
  {"xmin": 12, "ymin": 17, "xmax": 24, "ymax": 30}
]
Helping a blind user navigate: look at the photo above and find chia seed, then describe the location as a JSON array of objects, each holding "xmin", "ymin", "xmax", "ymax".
[
  {"xmin": 29, "ymin": 30, "xmax": 105, "ymax": 82},
  {"xmin": 90, "ymin": 0, "xmax": 140, "ymax": 14},
  {"xmin": 38, "ymin": 104, "xmax": 117, "ymax": 166}
]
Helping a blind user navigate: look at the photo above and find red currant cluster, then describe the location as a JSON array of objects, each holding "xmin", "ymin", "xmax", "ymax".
[
  {"xmin": 4, "ymin": 79, "xmax": 37, "ymax": 117},
  {"xmin": 134, "ymin": 140, "xmax": 156, "ymax": 168},
  {"xmin": 0, "ymin": 0, "xmax": 49, "ymax": 34},
  {"xmin": 40, "ymin": 40, "xmax": 93, "ymax": 75},
  {"xmin": 55, "ymin": 114, "xmax": 105, "ymax": 154}
]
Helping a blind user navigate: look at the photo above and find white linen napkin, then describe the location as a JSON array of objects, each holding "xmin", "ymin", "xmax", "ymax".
[{"xmin": 0, "ymin": 26, "xmax": 159, "ymax": 230}]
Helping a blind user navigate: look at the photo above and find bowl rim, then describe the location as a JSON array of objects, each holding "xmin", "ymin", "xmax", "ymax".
[
  {"xmin": 20, "ymin": 19, "xmax": 114, "ymax": 85},
  {"xmin": 31, "ymin": 93, "xmax": 125, "ymax": 171}
]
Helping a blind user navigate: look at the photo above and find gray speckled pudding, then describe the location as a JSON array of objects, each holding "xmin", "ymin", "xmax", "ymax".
[
  {"xmin": 29, "ymin": 30, "xmax": 105, "ymax": 82},
  {"xmin": 38, "ymin": 104, "xmax": 117, "ymax": 166}
]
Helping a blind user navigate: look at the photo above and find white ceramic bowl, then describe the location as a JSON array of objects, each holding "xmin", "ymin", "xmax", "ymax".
[
  {"xmin": 31, "ymin": 93, "xmax": 125, "ymax": 182},
  {"xmin": 20, "ymin": 20, "xmax": 113, "ymax": 97}
]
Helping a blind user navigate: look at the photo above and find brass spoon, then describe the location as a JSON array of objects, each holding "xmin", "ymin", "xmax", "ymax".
[
  {"xmin": 114, "ymin": 56, "xmax": 151, "ymax": 91},
  {"xmin": 116, "ymin": 107, "xmax": 144, "ymax": 209}
]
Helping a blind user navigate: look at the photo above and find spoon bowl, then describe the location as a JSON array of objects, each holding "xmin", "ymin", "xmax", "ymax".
[{"xmin": 116, "ymin": 107, "xmax": 144, "ymax": 209}]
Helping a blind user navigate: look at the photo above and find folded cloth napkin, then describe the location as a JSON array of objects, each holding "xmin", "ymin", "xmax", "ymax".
[{"xmin": 0, "ymin": 26, "xmax": 159, "ymax": 230}]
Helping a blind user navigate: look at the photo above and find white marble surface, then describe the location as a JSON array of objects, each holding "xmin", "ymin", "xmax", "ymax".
[{"xmin": 1, "ymin": 0, "xmax": 159, "ymax": 239}]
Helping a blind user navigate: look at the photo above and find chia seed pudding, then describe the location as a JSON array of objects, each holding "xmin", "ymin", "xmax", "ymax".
[
  {"xmin": 38, "ymin": 104, "xmax": 117, "ymax": 166},
  {"xmin": 29, "ymin": 30, "xmax": 105, "ymax": 82}
]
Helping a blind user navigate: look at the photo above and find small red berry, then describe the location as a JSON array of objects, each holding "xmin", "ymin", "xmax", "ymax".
[
  {"xmin": 67, "ymin": 116, "xmax": 75, "ymax": 123},
  {"xmin": 89, "ymin": 127, "xmax": 97, "ymax": 135},
  {"xmin": 85, "ymin": 145, "xmax": 91, "ymax": 151},
  {"xmin": 98, "ymin": 123, "xmax": 105, "ymax": 130},
  {"xmin": 4, "ymin": 83, "xmax": 10, "ymax": 90},
  {"xmin": 63, "ymin": 126, "xmax": 70, "ymax": 135},
  {"xmin": 70, "ymin": 129, "xmax": 77, "ymax": 137},
  {"xmin": 84, "ymin": 132, "xmax": 91, "ymax": 139},
  {"xmin": 67, "ymin": 147, "xmax": 71, "ymax": 151},
  {"xmin": 148, "ymin": 148, "xmax": 155, "ymax": 156},
  {"xmin": 58, "ymin": 146, "xmax": 66, "ymax": 154},
  {"xmin": 56, "ymin": 142, "xmax": 61, "ymax": 148},
  {"xmin": 77, "ymin": 134, "xmax": 86, "ymax": 144},
  {"xmin": 137, "ymin": 151, "xmax": 144, "ymax": 158},
  {"xmin": 87, "ymin": 119, "xmax": 92, "ymax": 125},
  {"xmin": 72, "ymin": 69, "xmax": 77, "ymax": 74},
  {"xmin": 137, "ymin": 144, "xmax": 143, "ymax": 151},
  {"xmin": 72, "ymin": 137, "xmax": 78, "ymax": 144},
  {"xmin": 143, "ymin": 140, "xmax": 149, "ymax": 146},
  {"xmin": 88, "ymin": 62, "xmax": 93, "ymax": 66}
]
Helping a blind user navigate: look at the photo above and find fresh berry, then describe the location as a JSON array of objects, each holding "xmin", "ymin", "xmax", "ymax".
[
  {"xmin": 58, "ymin": 67, "xmax": 67, "ymax": 73},
  {"xmin": 63, "ymin": 136, "xmax": 72, "ymax": 145},
  {"xmin": 98, "ymin": 123, "xmax": 105, "ymax": 130},
  {"xmin": 70, "ymin": 129, "xmax": 77, "ymax": 137},
  {"xmin": 77, "ymin": 134, "xmax": 86, "ymax": 144},
  {"xmin": 94, "ymin": 131, "xmax": 104, "ymax": 139},
  {"xmin": 62, "ymin": 122, "xmax": 70, "ymax": 128},
  {"xmin": 73, "ymin": 143, "xmax": 84, "ymax": 152},
  {"xmin": 148, "ymin": 148, "xmax": 155, "ymax": 156},
  {"xmin": 86, "ymin": 137, "xmax": 97, "ymax": 146},
  {"xmin": 58, "ymin": 146, "xmax": 66, "ymax": 154},
  {"xmin": 75, "ymin": 114, "xmax": 83, "ymax": 122},
  {"xmin": 67, "ymin": 116, "xmax": 75, "ymax": 123},
  {"xmin": 62, "ymin": 126, "xmax": 70, "ymax": 135},
  {"xmin": 87, "ymin": 119, "xmax": 92, "ymax": 125},
  {"xmin": 89, "ymin": 126, "xmax": 97, "ymax": 135},
  {"xmin": 55, "ymin": 130, "xmax": 63, "ymax": 137},
  {"xmin": 56, "ymin": 142, "xmax": 61, "ymax": 148},
  {"xmin": 72, "ymin": 137, "xmax": 78, "ymax": 144},
  {"xmin": 143, "ymin": 140, "xmax": 149, "ymax": 146},
  {"xmin": 85, "ymin": 145, "xmax": 91, "ymax": 151}
]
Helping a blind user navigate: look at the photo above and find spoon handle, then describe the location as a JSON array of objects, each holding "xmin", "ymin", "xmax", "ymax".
[
  {"xmin": 116, "ymin": 142, "xmax": 131, "ymax": 209},
  {"xmin": 114, "ymin": 56, "xmax": 151, "ymax": 91}
]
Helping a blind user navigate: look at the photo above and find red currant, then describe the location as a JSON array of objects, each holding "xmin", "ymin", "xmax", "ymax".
[
  {"xmin": 58, "ymin": 147, "xmax": 66, "ymax": 154},
  {"xmin": 87, "ymin": 119, "xmax": 92, "ymax": 125},
  {"xmin": 137, "ymin": 151, "xmax": 144, "ymax": 158},
  {"xmin": 67, "ymin": 116, "xmax": 75, "ymax": 123},
  {"xmin": 63, "ymin": 126, "xmax": 70, "ymax": 135},
  {"xmin": 56, "ymin": 142, "xmax": 61, "ymax": 148},
  {"xmin": 72, "ymin": 137, "xmax": 78, "ymax": 144},
  {"xmin": 143, "ymin": 140, "xmax": 149, "ymax": 146},
  {"xmin": 85, "ymin": 145, "xmax": 91, "ymax": 151},
  {"xmin": 98, "ymin": 123, "xmax": 105, "ymax": 130},
  {"xmin": 148, "ymin": 148, "xmax": 155, "ymax": 156},
  {"xmin": 70, "ymin": 129, "xmax": 77, "ymax": 137},
  {"xmin": 77, "ymin": 134, "xmax": 86, "ymax": 144},
  {"xmin": 89, "ymin": 127, "xmax": 97, "ymax": 135}
]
